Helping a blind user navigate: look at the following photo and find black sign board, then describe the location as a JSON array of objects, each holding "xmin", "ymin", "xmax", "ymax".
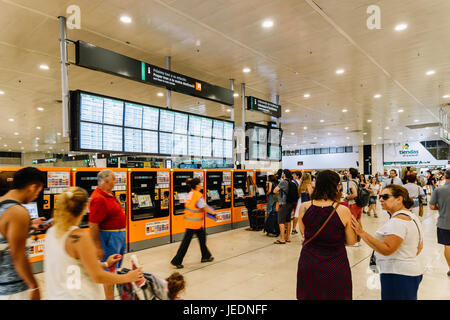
[
  {"xmin": 76, "ymin": 41, "xmax": 234, "ymax": 106},
  {"xmin": 246, "ymin": 96, "xmax": 282, "ymax": 118}
]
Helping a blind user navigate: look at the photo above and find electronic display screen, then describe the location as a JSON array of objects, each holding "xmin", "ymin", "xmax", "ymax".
[
  {"xmin": 124, "ymin": 103, "xmax": 143, "ymax": 128},
  {"xmin": 80, "ymin": 122, "xmax": 103, "ymax": 150},
  {"xmin": 249, "ymin": 142, "xmax": 259, "ymax": 160},
  {"xmin": 213, "ymin": 139, "xmax": 223, "ymax": 158},
  {"xmin": 189, "ymin": 136, "xmax": 201, "ymax": 156},
  {"xmin": 124, "ymin": 128, "xmax": 142, "ymax": 153},
  {"xmin": 201, "ymin": 137, "xmax": 212, "ymax": 157},
  {"xmin": 269, "ymin": 145, "xmax": 281, "ymax": 161},
  {"xmin": 173, "ymin": 134, "xmax": 188, "ymax": 155},
  {"xmin": 224, "ymin": 122, "xmax": 233, "ymax": 140},
  {"xmin": 137, "ymin": 194, "xmax": 153, "ymax": 208},
  {"xmin": 175, "ymin": 192, "xmax": 188, "ymax": 203},
  {"xmin": 258, "ymin": 128, "xmax": 267, "ymax": 143},
  {"xmin": 213, "ymin": 120, "xmax": 224, "ymax": 139},
  {"xmin": 23, "ymin": 202, "xmax": 39, "ymax": 219},
  {"xmin": 189, "ymin": 115, "xmax": 202, "ymax": 136},
  {"xmin": 159, "ymin": 110, "xmax": 175, "ymax": 132},
  {"xmin": 258, "ymin": 143, "xmax": 267, "ymax": 160},
  {"xmin": 258, "ymin": 187, "xmax": 265, "ymax": 196},
  {"xmin": 234, "ymin": 188, "xmax": 244, "ymax": 198},
  {"xmin": 201, "ymin": 118, "xmax": 212, "ymax": 137},
  {"xmin": 103, "ymin": 125, "xmax": 123, "ymax": 151},
  {"xmin": 209, "ymin": 189, "xmax": 220, "ymax": 201},
  {"xmin": 250, "ymin": 128, "xmax": 259, "ymax": 142},
  {"xmin": 269, "ymin": 129, "xmax": 281, "ymax": 145},
  {"xmin": 174, "ymin": 112, "xmax": 188, "ymax": 134},
  {"xmin": 80, "ymin": 93, "xmax": 103, "ymax": 123},
  {"xmin": 103, "ymin": 98, "xmax": 123, "ymax": 126},
  {"xmin": 142, "ymin": 107, "xmax": 159, "ymax": 131},
  {"xmin": 143, "ymin": 130, "xmax": 158, "ymax": 154},
  {"xmin": 159, "ymin": 132, "xmax": 173, "ymax": 154},
  {"xmin": 224, "ymin": 140, "xmax": 233, "ymax": 159}
]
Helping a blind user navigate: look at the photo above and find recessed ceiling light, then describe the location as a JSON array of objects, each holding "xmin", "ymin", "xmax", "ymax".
[
  {"xmin": 285, "ymin": 109, "xmax": 290, "ymax": 113},
  {"xmin": 36, "ymin": 126, "xmax": 41, "ymax": 130},
  {"xmin": 378, "ymin": 137, "xmax": 382, "ymax": 139},
  {"xmin": 374, "ymin": 94, "xmax": 382, "ymax": 98},
  {"xmin": 120, "ymin": 15, "xmax": 132, "ymax": 24},
  {"xmin": 0, "ymin": 90, "xmax": 4, "ymax": 95},
  {"xmin": 434, "ymin": 132, "xmax": 438, "ymax": 135},
  {"xmin": 157, "ymin": 92, "xmax": 164, "ymax": 97},
  {"xmin": 398, "ymin": 109, "xmax": 404, "ymax": 113},
  {"xmin": 414, "ymin": 119, "xmax": 419, "ymax": 122},
  {"xmin": 336, "ymin": 69, "xmax": 345, "ymax": 75},
  {"xmin": 303, "ymin": 126, "xmax": 307, "ymax": 130},
  {"xmin": 262, "ymin": 20, "xmax": 274, "ymax": 28},
  {"xmin": 35, "ymin": 137, "xmax": 40, "ymax": 140},
  {"xmin": 226, "ymin": 109, "xmax": 231, "ymax": 112},
  {"xmin": 49, "ymin": 147, "xmax": 53, "ymax": 149},
  {"xmin": 314, "ymin": 137, "xmax": 317, "ymax": 139},
  {"xmin": 367, "ymin": 119, "xmax": 372, "ymax": 123},
  {"xmin": 303, "ymin": 93, "xmax": 310, "ymax": 98},
  {"xmin": 395, "ymin": 23, "xmax": 408, "ymax": 31},
  {"xmin": 363, "ymin": 132, "xmax": 367, "ymax": 135},
  {"xmin": 243, "ymin": 67, "xmax": 251, "ymax": 73},
  {"xmin": 21, "ymin": 147, "xmax": 24, "ymax": 150},
  {"xmin": 233, "ymin": 93, "xmax": 239, "ymax": 97},
  {"xmin": 342, "ymin": 109, "xmax": 348, "ymax": 113},
  {"xmin": 39, "ymin": 64, "xmax": 49, "ymax": 70},
  {"xmin": 327, "ymin": 132, "xmax": 331, "ymax": 135},
  {"xmin": 344, "ymin": 127, "xmax": 349, "ymax": 130},
  {"xmin": 443, "ymin": 95, "xmax": 449, "ymax": 98},
  {"xmin": 399, "ymin": 132, "xmax": 403, "ymax": 135},
  {"xmin": 385, "ymin": 126, "xmax": 390, "ymax": 130},
  {"xmin": 8, "ymin": 118, "xmax": 14, "ymax": 122},
  {"xmin": 361, "ymin": 140, "xmax": 364, "ymax": 143},
  {"xmin": 18, "ymin": 141, "xmax": 22, "ymax": 144},
  {"xmin": 3, "ymin": 144, "xmax": 7, "ymax": 147},
  {"xmin": 14, "ymin": 132, "xmax": 19, "ymax": 135},
  {"xmin": 57, "ymin": 132, "xmax": 61, "ymax": 136},
  {"xmin": 320, "ymin": 119, "xmax": 324, "ymax": 123},
  {"xmin": 346, "ymin": 137, "xmax": 350, "ymax": 139},
  {"xmin": 426, "ymin": 70, "xmax": 435, "ymax": 76},
  {"xmin": 37, "ymin": 107, "xmax": 44, "ymax": 111}
]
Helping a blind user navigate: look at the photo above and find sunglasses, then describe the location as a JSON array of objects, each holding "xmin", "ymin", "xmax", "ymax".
[{"xmin": 379, "ymin": 194, "xmax": 393, "ymax": 200}]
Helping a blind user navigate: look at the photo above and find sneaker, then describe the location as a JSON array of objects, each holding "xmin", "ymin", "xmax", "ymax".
[
  {"xmin": 291, "ymin": 230, "xmax": 298, "ymax": 235},
  {"xmin": 201, "ymin": 256, "xmax": 214, "ymax": 263},
  {"xmin": 170, "ymin": 261, "xmax": 184, "ymax": 269}
]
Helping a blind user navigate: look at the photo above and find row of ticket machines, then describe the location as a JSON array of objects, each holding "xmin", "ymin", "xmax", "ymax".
[{"xmin": 0, "ymin": 167, "xmax": 271, "ymax": 273}]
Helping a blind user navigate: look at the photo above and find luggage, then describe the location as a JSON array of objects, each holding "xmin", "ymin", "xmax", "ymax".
[
  {"xmin": 253, "ymin": 209, "xmax": 266, "ymax": 231},
  {"xmin": 264, "ymin": 212, "xmax": 280, "ymax": 236},
  {"xmin": 116, "ymin": 269, "xmax": 170, "ymax": 300}
]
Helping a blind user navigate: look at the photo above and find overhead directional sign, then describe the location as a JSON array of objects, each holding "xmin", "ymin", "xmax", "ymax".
[
  {"xmin": 75, "ymin": 40, "xmax": 234, "ymax": 106},
  {"xmin": 246, "ymin": 96, "xmax": 282, "ymax": 118}
]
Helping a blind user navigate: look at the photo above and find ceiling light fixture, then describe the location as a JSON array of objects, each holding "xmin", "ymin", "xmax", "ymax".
[
  {"xmin": 303, "ymin": 126, "xmax": 307, "ymax": 130},
  {"xmin": 18, "ymin": 141, "xmax": 22, "ymax": 144},
  {"xmin": 443, "ymin": 95, "xmax": 449, "ymax": 98},
  {"xmin": 243, "ymin": 67, "xmax": 251, "ymax": 73},
  {"xmin": 14, "ymin": 132, "xmax": 19, "ymax": 135},
  {"xmin": 395, "ymin": 23, "xmax": 408, "ymax": 31},
  {"xmin": 233, "ymin": 93, "xmax": 239, "ymax": 97},
  {"xmin": 157, "ymin": 92, "xmax": 164, "ymax": 97},
  {"xmin": 39, "ymin": 64, "xmax": 49, "ymax": 70},
  {"xmin": 363, "ymin": 132, "xmax": 367, "ymax": 135},
  {"xmin": 336, "ymin": 69, "xmax": 345, "ymax": 75},
  {"xmin": 345, "ymin": 127, "xmax": 349, "ymax": 130},
  {"xmin": 303, "ymin": 93, "xmax": 310, "ymax": 98},
  {"xmin": 285, "ymin": 109, "xmax": 290, "ymax": 113},
  {"xmin": 342, "ymin": 109, "xmax": 348, "ymax": 113},
  {"xmin": 57, "ymin": 132, "xmax": 61, "ymax": 136},
  {"xmin": 320, "ymin": 119, "xmax": 324, "ymax": 123},
  {"xmin": 226, "ymin": 109, "xmax": 231, "ymax": 112},
  {"xmin": 37, "ymin": 107, "xmax": 44, "ymax": 111},
  {"xmin": 367, "ymin": 119, "xmax": 372, "ymax": 123},
  {"xmin": 8, "ymin": 118, "xmax": 14, "ymax": 122},
  {"xmin": 0, "ymin": 90, "xmax": 4, "ymax": 95},
  {"xmin": 426, "ymin": 70, "xmax": 435, "ymax": 76},
  {"xmin": 36, "ymin": 126, "xmax": 41, "ymax": 130},
  {"xmin": 398, "ymin": 109, "xmax": 404, "ymax": 113},
  {"xmin": 374, "ymin": 94, "xmax": 382, "ymax": 98},
  {"xmin": 262, "ymin": 20, "xmax": 274, "ymax": 28},
  {"xmin": 120, "ymin": 15, "xmax": 132, "ymax": 24}
]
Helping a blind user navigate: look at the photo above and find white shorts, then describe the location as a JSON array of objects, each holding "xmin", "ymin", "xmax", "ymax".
[{"xmin": 0, "ymin": 290, "xmax": 28, "ymax": 300}]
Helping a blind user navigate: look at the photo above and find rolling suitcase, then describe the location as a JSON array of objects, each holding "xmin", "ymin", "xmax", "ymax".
[
  {"xmin": 253, "ymin": 209, "xmax": 266, "ymax": 231},
  {"xmin": 264, "ymin": 212, "xmax": 280, "ymax": 237}
]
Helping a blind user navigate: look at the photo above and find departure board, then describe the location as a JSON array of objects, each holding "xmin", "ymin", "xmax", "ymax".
[
  {"xmin": 72, "ymin": 91, "xmax": 234, "ymax": 159},
  {"xmin": 258, "ymin": 143, "xmax": 267, "ymax": 160},
  {"xmin": 103, "ymin": 125, "xmax": 123, "ymax": 151},
  {"xmin": 173, "ymin": 134, "xmax": 188, "ymax": 155},
  {"xmin": 80, "ymin": 122, "xmax": 102, "ymax": 150},
  {"xmin": 201, "ymin": 137, "xmax": 212, "ymax": 157},
  {"xmin": 258, "ymin": 128, "xmax": 267, "ymax": 143},
  {"xmin": 80, "ymin": 93, "xmax": 103, "ymax": 123},
  {"xmin": 269, "ymin": 145, "xmax": 281, "ymax": 161},
  {"xmin": 125, "ymin": 103, "xmax": 143, "ymax": 128},
  {"xmin": 213, "ymin": 120, "xmax": 224, "ymax": 139},
  {"xmin": 142, "ymin": 107, "xmax": 159, "ymax": 131},
  {"xmin": 124, "ymin": 128, "xmax": 142, "ymax": 153},
  {"xmin": 213, "ymin": 139, "xmax": 223, "ymax": 158},
  {"xmin": 250, "ymin": 128, "xmax": 259, "ymax": 142},
  {"xmin": 224, "ymin": 122, "xmax": 233, "ymax": 140},
  {"xmin": 143, "ymin": 130, "xmax": 158, "ymax": 154},
  {"xmin": 188, "ymin": 136, "xmax": 201, "ymax": 156},
  {"xmin": 189, "ymin": 115, "xmax": 202, "ymax": 136},
  {"xmin": 103, "ymin": 98, "xmax": 123, "ymax": 126},
  {"xmin": 159, "ymin": 132, "xmax": 173, "ymax": 154},
  {"xmin": 159, "ymin": 110, "xmax": 175, "ymax": 132},
  {"xmin": 174, "ymin": 113, "xmax": 188, "ymax": 134},
  {"xmin": 201, "ymin": 118, "xmax": 212, "ymax": 137},
  {"xmin": 269, "ymin": 128, "xmax": 281, "ymax": 145},
  {"xmin": 249, "ymin": 142, "xmax": 258, "ymax": 160}
]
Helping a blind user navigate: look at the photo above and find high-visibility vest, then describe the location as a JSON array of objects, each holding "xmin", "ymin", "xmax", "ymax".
[{"xmin": 184, "ymin": 190, "xmax": 205, "ymax": 229}]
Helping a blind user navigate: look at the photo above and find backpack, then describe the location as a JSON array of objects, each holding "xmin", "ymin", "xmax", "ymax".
[
  {"xmin": 282, "ymin": 179, "xmax": 299, "ymax": 204},
  {"xmin": 354, "ymin": 181, "xmax": 370, "ymax": 208}
]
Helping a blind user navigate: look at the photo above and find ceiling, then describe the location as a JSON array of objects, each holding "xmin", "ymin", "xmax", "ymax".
[{"xmin": 0, "ymin": 0, "xmax": 449, "ymax": 155}]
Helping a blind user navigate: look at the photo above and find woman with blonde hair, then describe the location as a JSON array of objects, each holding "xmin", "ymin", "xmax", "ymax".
[
  {"xmin": 44, "ymin": 187, "xmax": 143, "ymax": 300},
  {"xmin": 292, "ymin": 173, "xmax": 313, "ymax": 234},
  {"xmin": 245, "ymin": 175, "xmax": 258, "ymax": 231}
]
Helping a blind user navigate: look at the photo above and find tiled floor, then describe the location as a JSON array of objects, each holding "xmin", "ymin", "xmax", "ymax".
[{"xmin": 35, "ymin": 203, "xmax": 450, "ymax": 300}]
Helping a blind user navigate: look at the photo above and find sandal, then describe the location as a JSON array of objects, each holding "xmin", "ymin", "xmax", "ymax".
[
  {"xmin": 274, "ymin": 240, "xmax": 286, "ymax": 244},
  {"xmin": 286, "ymin": 240, "xmax": 291, "ymax": 243}
]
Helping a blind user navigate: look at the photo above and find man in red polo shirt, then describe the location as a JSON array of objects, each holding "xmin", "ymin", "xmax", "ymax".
[{"xmin": 89, "ymin": 169, "xmax": 126, "ymax": 300}]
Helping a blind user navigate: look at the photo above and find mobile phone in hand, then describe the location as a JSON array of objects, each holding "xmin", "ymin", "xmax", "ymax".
[{"xmin": 40, "ymin": 218, "xmax": 54, "ymax": 227}]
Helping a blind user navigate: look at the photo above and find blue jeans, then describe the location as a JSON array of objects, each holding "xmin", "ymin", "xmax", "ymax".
[
  {"xmin": 380, "ymin": 273, "xmax": 423, "ymax": 300},
  {"xmin": 267, "ymin": 194, "xmax": 277, "ymax": 215},
  {"xmin": 99, "ymin": 231, "xmax": 126, "ymax": 269}
]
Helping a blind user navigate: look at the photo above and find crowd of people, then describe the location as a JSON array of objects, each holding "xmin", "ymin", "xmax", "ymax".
[{"xmin": 0, "ymin": 166, "xmax": 448, "ymax": 301}]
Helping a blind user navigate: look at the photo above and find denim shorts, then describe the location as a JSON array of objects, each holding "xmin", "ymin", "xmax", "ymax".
[{"xmin": 99, "ymin": 231, "xmax": 126, "ymax": 268}]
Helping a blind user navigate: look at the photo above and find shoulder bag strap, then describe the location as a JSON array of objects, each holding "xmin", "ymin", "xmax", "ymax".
[
  {"xmin": 303, "ymin": 202, "xmax": 339, "ymax": 246},
  {"xmin": 393, "ymin": 212, "xmax": 422, "ymax": 246}
]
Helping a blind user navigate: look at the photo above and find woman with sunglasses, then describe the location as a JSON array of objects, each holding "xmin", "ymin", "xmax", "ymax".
[{"xmin": 351, "ymin": 185, "xmax": 424, "ymax": 300}]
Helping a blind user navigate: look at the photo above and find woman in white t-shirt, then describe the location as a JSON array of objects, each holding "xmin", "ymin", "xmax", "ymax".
[
  {"xmin": 367, "ymin": 177, "xmax": 380, "ymax": 218},
  {"xmin": 351, "ymin": 184, "xmax": 424, "ymax": 300},
  {"xmin": 44, "ymin": 187, "xmax": 143, "ymax": 300}
]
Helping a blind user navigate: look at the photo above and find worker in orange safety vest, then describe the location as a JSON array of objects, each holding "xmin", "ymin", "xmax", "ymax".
[{"xmin": 170, "ymin": 178, "xmax": 217, "ymax": 269}]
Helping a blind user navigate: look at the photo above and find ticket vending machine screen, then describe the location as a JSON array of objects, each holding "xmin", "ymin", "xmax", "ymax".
[
  {"xmin": 209, "ymin": 189, "xmax": 220, "ymax": 201},
  {"xmin": 233, "ymin": 171, "xmax": 247, "ymax": 207},
  {"xmin": 23, "ymin": 202, "xmax": 39, "ymax": 219},
  {"xmin": 255, "ymin": 172, "xmax": 268, "ymax": 204},
  {"xmin": 172, "ymin": 172, "xmax": 194, "ymax": 215},
  {"xmin": 206, "ymin": 171, "xmax": 231, "ymax": 210}
]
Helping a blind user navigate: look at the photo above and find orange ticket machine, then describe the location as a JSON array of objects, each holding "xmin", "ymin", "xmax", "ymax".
[
  {"xmin": 204, "ymin": 169, "xmax": 232, "ymax": 235},
  {"xmin": 127, "ymin": 169, "xmax": 170, "ymax": 252},
  {"xmin": 231, "ymin": 170, "xmax": 250, "ymax": 229},
  {"xmin": 170, "ymin": 169, "xmax": 205, "ymax": 242},
  {"xmin": 255, "ymin": 170, "xmax": 271, "ymax": 213},
  {"xmin": 0, "ymin": 167, "xmax": 71, "ymax": 273},
  {"xmin": 71, "ymin": 168, "xmax": 128, "ymax": 230}
]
